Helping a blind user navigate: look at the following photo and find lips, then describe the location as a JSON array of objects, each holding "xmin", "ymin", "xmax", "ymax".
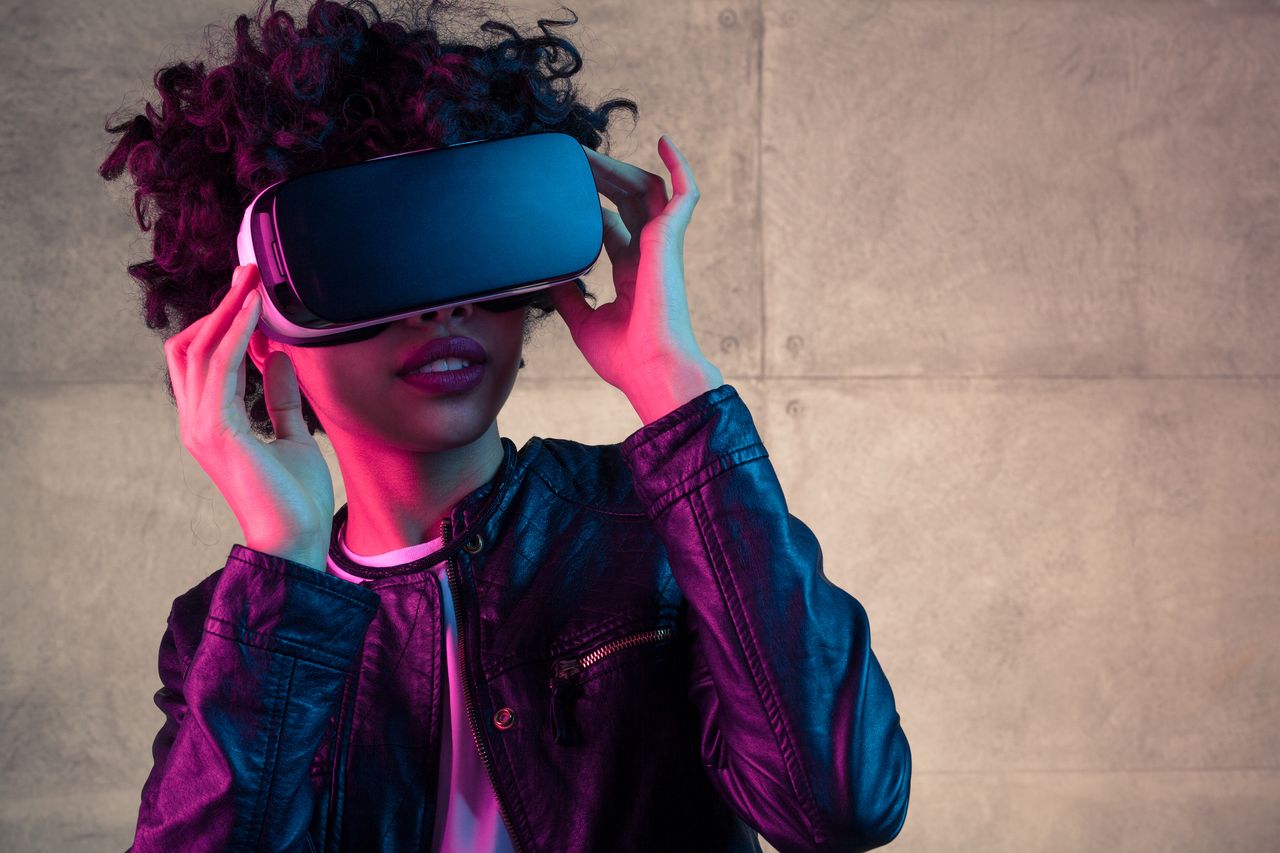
[{"xmin": 397, "ymin": 336, "xmax": 488, "ymax": 375}]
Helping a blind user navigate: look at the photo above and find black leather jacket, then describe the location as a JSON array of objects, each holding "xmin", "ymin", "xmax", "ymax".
[{"xmin": 128, "ymin": 383, "xmax": 911, "ymax": 851}]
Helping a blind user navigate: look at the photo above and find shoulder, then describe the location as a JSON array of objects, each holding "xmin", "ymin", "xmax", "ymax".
[
  {"xmin": 524, "ymin": 435, "xmax": 646, "ymax": 515},
  {"xmin": 155, "ymin": 565, "xmax": 223, "ymax": 678}
]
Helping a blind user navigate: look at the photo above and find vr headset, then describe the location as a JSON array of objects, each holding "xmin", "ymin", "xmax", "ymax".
[{"xmin": 235, "ymin": 130, "xmax": 602, "ymax": 347}]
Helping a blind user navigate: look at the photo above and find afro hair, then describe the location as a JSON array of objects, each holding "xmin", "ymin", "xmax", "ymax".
[{"xmin": 100, "ymin": 0, "xmax": 636, "ymax": 439}]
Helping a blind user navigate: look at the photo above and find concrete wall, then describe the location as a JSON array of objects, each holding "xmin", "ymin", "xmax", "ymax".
[{"xmin": 2, "ymin": 0, "xmax": 1276, "ymax": 849}]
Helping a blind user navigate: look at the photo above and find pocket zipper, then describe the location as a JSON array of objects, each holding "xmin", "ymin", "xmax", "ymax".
[{"xmin": 548, "ymin": 626, "xmax": 674, "ymax": 745}]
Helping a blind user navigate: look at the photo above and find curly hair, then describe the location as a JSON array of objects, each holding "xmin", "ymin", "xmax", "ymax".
[{"xmin": 99, "ymin": 0, "xmax": 635, "ymax": 440}]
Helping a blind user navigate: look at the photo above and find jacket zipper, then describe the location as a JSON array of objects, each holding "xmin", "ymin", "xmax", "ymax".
[
  {"xmin": 440, "ymin": 517, "xmax": 526, "ymax": 853},
  {"xmin": 548, "ymin": 625, "xmax": 674, "ymax": 745}
]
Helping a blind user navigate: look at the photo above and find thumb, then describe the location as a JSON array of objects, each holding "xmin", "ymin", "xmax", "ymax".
[{"xmin": 262, "ymin": 350, "xmax": 310, "ymax": 440}]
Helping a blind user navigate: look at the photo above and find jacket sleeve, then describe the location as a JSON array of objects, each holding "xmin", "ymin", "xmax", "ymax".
[
  {"xmin": 618, "ymin": 383, "xmax": 912, "ymax": 853},
  {"xmin": 128, "ymin": 545, "xmax": 381, "ymax": 853}
]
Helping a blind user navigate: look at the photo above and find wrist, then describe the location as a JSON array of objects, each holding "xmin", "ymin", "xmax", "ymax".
[
  {"xmin": 627, "ymin": 356, "xmax": 724, "ymax": 426},
  {"xmin": 246, "ymin": 541, "xmax": 329, "ymax": 574}
]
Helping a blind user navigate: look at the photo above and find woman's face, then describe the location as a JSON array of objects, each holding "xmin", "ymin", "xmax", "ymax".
[{"xmin": 246, "ymin": 301, "xmax": 530, "ymax": 452}]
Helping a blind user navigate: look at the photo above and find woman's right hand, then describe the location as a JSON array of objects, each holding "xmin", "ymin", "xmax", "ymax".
[{"xmin": 164, "ymin": 263, "xmax": 335, "ymax": 570}]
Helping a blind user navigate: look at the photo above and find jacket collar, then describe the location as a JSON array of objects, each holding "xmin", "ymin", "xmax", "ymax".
[{"xmin": 325, "ymin": 434, "xmax": 527, "ymax": 581}]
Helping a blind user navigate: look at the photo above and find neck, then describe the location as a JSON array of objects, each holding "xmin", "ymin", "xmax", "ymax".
[{"xmin": 333, "ymin": 420, "xmax": 504, "ymax": 557}]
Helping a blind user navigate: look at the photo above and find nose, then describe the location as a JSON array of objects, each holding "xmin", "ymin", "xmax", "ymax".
[{"xmin": 399, "ymin": 299, "xmax": 477, "ymax": 329}]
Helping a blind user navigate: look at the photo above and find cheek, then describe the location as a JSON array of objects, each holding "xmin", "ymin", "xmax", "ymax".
[
  {"xmin": 324, "ymin": 367, "xmax": 405, "ymax": 424},
  {"xmin": 295, "ymin": 354, "xmax": 386, "ymax": 407},
  {"xmin": 495, "ymin": 311, "xmax": 530, "ymax": 355}
]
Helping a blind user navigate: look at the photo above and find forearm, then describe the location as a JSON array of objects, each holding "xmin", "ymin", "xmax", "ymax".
[
  {"xmin": 131, "ymin": 546, "xmax": 380, "ymax": 852},
  {"xmin": 619, "ymin": 383, "xmax": 911, "ymax": 851}
]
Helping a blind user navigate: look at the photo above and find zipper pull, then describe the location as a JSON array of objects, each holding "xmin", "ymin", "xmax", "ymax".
[{"xmin": 549, "ymin": 659, "xmax": 582, "ymax": 745}]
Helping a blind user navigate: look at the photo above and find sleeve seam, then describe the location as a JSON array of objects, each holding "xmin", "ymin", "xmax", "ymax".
[
  {"xmin": 689, "ymin": 484, "xmax": 829, "ymax": 846},
  {"xmin": 643, "ymin": 442, "xmax": 768, "ymax": 517},
  {"xmin": 619, "ymin": 384, "xmax": 737, "ymax": 455},
  {"xmin": 250, "ymin": 654, "xmax": 295, "ymax": 850},
  {"xmin": 227, "ymin": 550, "xmax": 379, "ymax": 612},
  {"xmin": 204, "ymin": 614, "xmax": 366, "ymax": 673}
]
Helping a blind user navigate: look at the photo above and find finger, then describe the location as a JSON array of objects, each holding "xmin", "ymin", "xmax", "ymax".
[
  {"xmin": 581, "ymin": 143, "xmax": 668, "ymax": 239},
  {"xmin": 601, "ymin": 207, "xmax": 631, "ymax": 260},
  {"xmin": 166, "ymin": 264, "xmax": 254, "ymax": 419},
  {"xmin": 582, "ymin": 144, "xmax": 661, "ymax": 204},
  {"xmin": 163, "ymin": 339, "xmax": 188, "ymax": 420},
  {"xmin": 657, "ymin": 135, "xmax": 700, "ymax": 224},
  {"xmin": 207, "ymin": 284, "xmax": 261, "ymax": 426},
  {"xmin": 633, "ymin": 136, "xmax": 700, "ymax": 256},
  {"xmin": 548, "ymin": 280, "xmax": 592, "ymax": 333},
  {"xmin": 188, "ymin": 264, "xmax": 259, "ymax": 370},
  {"xmin": 262, "ymin": 349, "xmax": 309, "ymax": 441},
  {"xmin": 234, "ymin": 331, "xmax": 248, "ymax": 405},
  {"xmin": 600, "ymin": 208, "xmax": 640, "ymax": 302},
  {"xmin": 194, "ymin": 264, "xmax": 260, "ymax": 415},
  {"xmin": 581, "ymin": 145, "xmax": 631, "ymax": 204}
]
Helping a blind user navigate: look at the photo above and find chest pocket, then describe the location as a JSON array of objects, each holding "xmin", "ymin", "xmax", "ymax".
[{"xmin": 547, "ymin": 620, "xmax": 675, "ymax": 745}]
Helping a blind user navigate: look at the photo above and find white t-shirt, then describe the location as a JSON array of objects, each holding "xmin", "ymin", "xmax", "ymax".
[{"xmin": 327, "ymin": 521, "xmax": 518, "ymax": 853}]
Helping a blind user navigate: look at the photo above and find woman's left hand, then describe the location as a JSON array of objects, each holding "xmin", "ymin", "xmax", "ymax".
[{"xmin": 549, "ymin": 135, "xmax": 722, "ymax": 416}]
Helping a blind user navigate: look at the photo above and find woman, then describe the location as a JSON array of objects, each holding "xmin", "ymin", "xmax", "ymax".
[{"xmin": 100, "ymin": 1, "xmax": 911, "ymax": 850}]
